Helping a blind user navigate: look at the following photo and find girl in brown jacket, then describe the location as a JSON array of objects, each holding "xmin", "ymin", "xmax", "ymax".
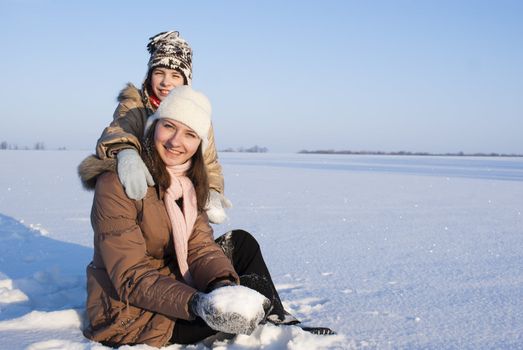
[
  {"xmin": 93, "ymin": 30, "xmax": 231, "ymax": 224},
  {"xmin": 81, "ymin": 86, "xmax": 335, "ymax": 348}
]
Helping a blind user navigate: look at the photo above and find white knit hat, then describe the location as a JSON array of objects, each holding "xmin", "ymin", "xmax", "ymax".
[{"xmin": 144, "ymin": 86, "xmax": 212, "ymax": 150}]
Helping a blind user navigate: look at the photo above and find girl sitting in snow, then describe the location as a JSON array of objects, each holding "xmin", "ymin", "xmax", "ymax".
[
  {"xmin": 91, "ymin": 30, "xmax": 231, "ymax": 224},
  {"xmin": 79, "ymin": 86, "xmax": 334, "ymax": 347}
]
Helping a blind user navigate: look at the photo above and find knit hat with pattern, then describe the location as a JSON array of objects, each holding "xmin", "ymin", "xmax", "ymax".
[{"xmin": 147, "ymin": 31, "xmax": 193, "ymax": 85}]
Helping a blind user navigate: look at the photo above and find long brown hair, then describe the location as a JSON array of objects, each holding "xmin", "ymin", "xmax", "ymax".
[{"xmin": 142, "ymin": 119, "xmax": 209, "ymax": 212}]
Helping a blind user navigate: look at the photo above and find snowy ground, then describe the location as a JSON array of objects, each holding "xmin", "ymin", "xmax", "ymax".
[{"xmin": 0, "ymin": 151, "xmax": 522, "ymax": 349}]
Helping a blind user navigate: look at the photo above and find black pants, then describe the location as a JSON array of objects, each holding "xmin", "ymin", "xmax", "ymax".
[{"xmin": 170, "ymin": 229, "xmax": 287, "ymax": 345}]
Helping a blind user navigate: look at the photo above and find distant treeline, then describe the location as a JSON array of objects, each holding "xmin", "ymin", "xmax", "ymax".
[
  {"xmin": 0, "ymin": 141, "xmax": 66, "ymax": 151},
  {"xmin": 298, "ymin": 149, "xmax": 523, "ymax": 157},
  {"xmin": 220, "ymin": 145, "xmax": 268, "ymax": 153},
  {"xmin": 1, "ymin": 141, "xmax": 46, "ymax": 150}
]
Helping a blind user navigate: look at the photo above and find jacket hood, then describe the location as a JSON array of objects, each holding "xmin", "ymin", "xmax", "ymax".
[
  {"xmin": 118, "ymin": 82, "xmax": 155, "ymax": 111},
  {"xmin": 117, "ymin": 83, "xmax": 143, "ymax": 104},
  {"xmin": 78, "ymin": 155, "xmax": 117, "ymax": 190}
]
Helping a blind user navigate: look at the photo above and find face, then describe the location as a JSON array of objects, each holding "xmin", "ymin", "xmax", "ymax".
[
  {"xmin": 150, "ymin": 67, "xmax": 185, "ymax": 101},
  {"xmin": 154, "ymin": 119, "xmax": 201, "ymax": 166}
]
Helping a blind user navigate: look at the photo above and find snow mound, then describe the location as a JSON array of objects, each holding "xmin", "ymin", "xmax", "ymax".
[
  {"xmin": 25, "ymin": 339, "xmax": 87, "ymax": 350},
  {"xmin": 0, "ymin": 274, "xmax": 29, "ymax": 304},
  {"xmin": 217, "ymin": 323, "xmax": 347, "ymax": 349},
  {"xmin": 0, "ymin": 309, "xmax": 83, "ymax": 331}
]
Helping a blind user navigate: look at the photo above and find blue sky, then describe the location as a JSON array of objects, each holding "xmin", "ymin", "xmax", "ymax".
[{"xmin": 1, "ymin": 0, "xmax": 522, "ymax": 153}]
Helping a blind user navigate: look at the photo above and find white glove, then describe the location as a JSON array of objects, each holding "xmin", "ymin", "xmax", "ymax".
[
  {"xmin": 116, "ymin": 149, "xmax": 155, "ymax": 200},
  {"xmin": 189, "ymin": 285, "xmax": 270, "ymax": 335},
  {"xmin": 206, "ymin": 190, "xmax": 232, "ymax": 224}
]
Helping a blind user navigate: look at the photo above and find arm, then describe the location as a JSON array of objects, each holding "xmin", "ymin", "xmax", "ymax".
[
  {"xmin": 91, "ymin": 172, "xmax": 196, "ymax": 320},
  {"xmin": 203, "ymin": 124, "xmax": 233, "ymax": 224},
  {"xmin": 95, "ymin": 85, "xmax": 155, "ymax": 200},
  {"xmin": 187, "ymin": 212, "xmax": 239, "ymax": 292},
  {"xmin": 96, "ymin": 84, "xmax": 151, "ymax": 159},
  {"xmin": 96, "ymin": 102, "xmax": 149, "ymax": 159},
  {"xmin": 185, "ymin": 220, "xmax": 268, "ymax": 336},
  {"xmin": 203, "ymin": 123, "xmax": 225, "ymax": 193}
]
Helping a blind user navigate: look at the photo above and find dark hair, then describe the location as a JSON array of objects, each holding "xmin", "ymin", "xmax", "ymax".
[{"xmin": 142, "ymin": 119, "xmax": 209, "ymax": 212}]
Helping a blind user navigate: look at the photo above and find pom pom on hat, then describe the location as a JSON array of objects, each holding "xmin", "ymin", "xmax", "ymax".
[
  {"xmin": 145, "ymin": 86, "xmax": 212, "ymax": 150},
  {"xmin": 147, "ymin": 31, "xmax": 193, "ymax": 85}
]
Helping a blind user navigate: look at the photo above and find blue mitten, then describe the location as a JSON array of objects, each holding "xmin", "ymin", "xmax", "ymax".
[{"xmin": 117, "ymin": 149, "xmax": 155, "ymax": 200}]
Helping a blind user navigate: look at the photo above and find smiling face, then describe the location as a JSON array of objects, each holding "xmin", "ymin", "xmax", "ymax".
[
  {"xmin": 150, "ymin": 67, "xmax": 185, "ymax": 101},
  {"xmin": 154, "ymin": 119, "xmax": 201, "ymax": 166}
]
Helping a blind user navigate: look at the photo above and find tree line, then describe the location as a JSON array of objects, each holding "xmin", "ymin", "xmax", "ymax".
[
  {"xmin": 0, "ymin": 141, "xmax": 67, "ymax": 151},
  {"xmin": 220, "ymin": 145, "xmax": 268, "ymax": 153},
  {"xmin": 0, "ymin": 141, "xmax": 45, "ymax": 150},
  {"xmin": 298, "ymin": 149, "xmax": 523, "ymax": 157}
]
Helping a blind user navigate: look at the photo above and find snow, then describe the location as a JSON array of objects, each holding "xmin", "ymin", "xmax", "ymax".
[
  {"xmin": 208, "ymin": 285, "xmax": 267, "ymax": 320},
  {"xmin": 194, "ymin": 285, "xmax": 268, "ymax": 335},
  {"xmin": 0, "ymin": 310, "xmax": 82, "ymax": 331},
  {"xmin": 0, "ymin": 150, "xmax": 522, "ymax": 349}
]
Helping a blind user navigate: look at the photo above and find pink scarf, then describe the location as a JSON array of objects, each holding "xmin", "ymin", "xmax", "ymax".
[{"xmin": 164, "ymin": 161, "xmax": 197, "ymax": 286}]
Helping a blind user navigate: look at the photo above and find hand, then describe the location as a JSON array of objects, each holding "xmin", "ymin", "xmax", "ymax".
[
  {"xmin": 206, "ymin": 278, "xmax": 237, "ymax": 292},
  {"xmin": 189, "ymin": 285, "xmax": 270, "ymax": 335},
  {"xmin": 117, "ymin": 149, "xmax": 155, "ymax": 200},
  {"xmin": 206, "ymin": 190, "xmax": 233, "ymax": 224}
]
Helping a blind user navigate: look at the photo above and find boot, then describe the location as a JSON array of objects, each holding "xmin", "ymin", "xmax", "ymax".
[
  {"xmin": 239, "ymin": 274, "xmax": 334, "ymax": 334},
  {"xmin": 300, "ymin": 326, "xmax": 337, "ymax": 335},
  {"xmin": 240, "ymin": 274, "xmax": 300, "ymax": 325}
]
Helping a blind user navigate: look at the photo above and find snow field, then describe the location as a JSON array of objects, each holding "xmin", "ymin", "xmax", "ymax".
[{"xmin": 0, "ymin": 151, "xmax": 522, "ymax": 349}]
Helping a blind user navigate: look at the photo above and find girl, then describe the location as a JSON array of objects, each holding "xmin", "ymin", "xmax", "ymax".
[
  {"xmin": 92, "ymin": 31, "xmax": 230, "ymax": 224},
  {"xmin": 80, "ymin": 86, "xmax": 334, "ymax": 347}
]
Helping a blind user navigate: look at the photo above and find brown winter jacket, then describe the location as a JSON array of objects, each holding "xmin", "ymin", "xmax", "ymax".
[
  {"xmin": 79, "ymin": 156, "xmax": 238, "ymax": 347},
  {"xmin": 95, "ymin": 83, "xmax": 225, "ymax": 193}
]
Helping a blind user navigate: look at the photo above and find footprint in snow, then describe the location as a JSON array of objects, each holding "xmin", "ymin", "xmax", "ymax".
[
  {"xmin": 285, "ymin": 297, "xmax": 330, "ymax": 316},
  {"xmin": 275, "ymin": 283, "xmax": 303, "ymax": 294}
]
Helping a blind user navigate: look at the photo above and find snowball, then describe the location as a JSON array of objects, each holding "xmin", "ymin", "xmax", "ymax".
[
  {"xmin": 209, "ymin": 285, "xmax": 267, "ymax": 320},
  {"xmin": 196, "ymin": 285, "xmax": 269, "ymax": 335}
]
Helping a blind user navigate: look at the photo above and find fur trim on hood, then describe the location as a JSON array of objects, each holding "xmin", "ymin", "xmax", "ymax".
[
  {"xmin": 78, "ymin": 155, "xmax": 117, "ymax": 190},
  {"xmin": 117, "ymin": 83, "xmax": 143, "ymax": 104},
  {"xmin": 118, "ymin": 82, "xmax": 155, "ymax": 112}
]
